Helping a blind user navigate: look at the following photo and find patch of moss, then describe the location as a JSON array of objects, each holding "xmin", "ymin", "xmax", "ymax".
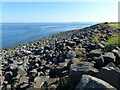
[{"xmin": 78, "ymin": 57, "xmax": 86, "ymax": 62}]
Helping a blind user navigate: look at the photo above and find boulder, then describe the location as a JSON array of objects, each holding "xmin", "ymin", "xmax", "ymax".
[
  {"xmin": 69, "ymin": 61, "xmax": 98, "ymax": 88},
  {"xmin": 70, "ymin": 58, "xmax": 80, "ymax": 64},
  {"xmin": 102, "ymin": 52, "xmax": 115, "ymax": 64},
  {"xmin": 52, "ymin": 57, "xmax": 58, "ymax": 64},
  {"xmin": 19, "ymin": 76, "xmax": 29, "ymax": 84},
  {"xmin": 34, "ymin": 76, "xmax": 49, "ymax": 88},
  {"xmin": 93, "ymin": 56, "xmax": 105, "ymax": 69},
  {"xmin": 112, "ymin": 49, "xmax": 120, "ymax": 64},
  {"xmin": 89, "ymin": 49, "xmax": 102, "ymax": 57},
  {"xmin": 17, "ymin": 67, "xmax": 26, "ymax": 76},
  {"xmin": 96, "ymin": 62, "xmax": 120, "ymax": 89},
  {"xmin": 75, "ymin": 75, "xmax": 117, "ymax": 90},
  {"xmin": 66, "ymin": 41, "xmax": 76, "ymax": 47},
  {"xmin": 104, "ymin": 45, "xmax": 117, "ymax": 52},
  {"xmin": 66, "ymin": 50, "xmax": 76, "ymax": 59}
]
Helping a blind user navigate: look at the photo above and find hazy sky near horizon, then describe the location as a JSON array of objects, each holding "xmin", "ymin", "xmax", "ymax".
[{"xmin": 1, "ymin": 2, "xmax": 118, "ymax": 22}]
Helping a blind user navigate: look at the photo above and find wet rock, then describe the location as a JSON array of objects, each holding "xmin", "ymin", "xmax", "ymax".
[
  {"xmin": 66, "ymin": 50, "xmax": 76, "ymax": 59},
  {"xmin": 75, "ymin": 75, "xmax": 117, "ymax": 90},
  {"xmin": 96, "ymin": 62, "xmax": 120, "ymax": 89}
]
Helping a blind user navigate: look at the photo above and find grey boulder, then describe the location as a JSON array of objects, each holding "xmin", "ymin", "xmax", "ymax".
[
  {"xmin": 96, "ymin": 62, "xmax": 120, "ymax": 89},
  {"xmin": 75, "ymin": 75, "xmax": 117, "ymax": 90}
]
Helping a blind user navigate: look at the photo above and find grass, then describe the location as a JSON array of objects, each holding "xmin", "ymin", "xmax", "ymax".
[
  {"xmin": 108, "ymin": 23, "xmax": 120, "ymax": 30},
  {"xmin": 105, "ymin": 34, "xmax": 120, "ymax": 47}
]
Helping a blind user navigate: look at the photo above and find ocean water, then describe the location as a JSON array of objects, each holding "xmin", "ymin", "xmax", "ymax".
[{"xmin": 1, "ymin": 22, "xmax": 97, "ymax": 50}]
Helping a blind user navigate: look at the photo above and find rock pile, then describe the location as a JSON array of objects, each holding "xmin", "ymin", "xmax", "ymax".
[{"xmin": 0, "ymin": 23, "xmax": 120, "ymax": 90}]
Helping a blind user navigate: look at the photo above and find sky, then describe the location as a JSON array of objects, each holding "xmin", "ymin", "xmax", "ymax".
[{"xmin": 1, "ymin": 2, "xmax": 119, "ymax": 23}]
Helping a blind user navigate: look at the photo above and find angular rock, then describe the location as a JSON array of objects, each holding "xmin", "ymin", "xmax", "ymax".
[
  {"xmin": 102, "ymin": 52, "xmax": 116, "ymax": 64},
  {"xmin": 19, "ymin": 76, "xmax": 29, "ymax": 84},
  {"xmin": 17, "ymin": 66, "xmax": 26, "ymax": 76},
  {"xmin": 104, "ymin": 45, "xmax": 117, "ymax": 52},
  {"xmin": 66, "ymin": 41, "xmax": 76, "ymax": 47},
  {"xmin": 70, "ymin": 58, "xmax": 80, "ymax": 64},
  {"xmin": 66, "ymin": 50, "xmax": 76, "ymax": 59},
  {"xmin": 34, "ymin": 76, "xmax": 49, "ymax": 88},
  {"xmin": 69, "ymin": 61, "xmax": 98, "ymax": 87},
  {"xmin": 96, "ymin": 62, "xmax": 120, "ymax": 89},
  {"xmin": 93, "ymin": 56, "xmax": 105, "ymax": 69},
  {"xmin": 75, "ymin": 75, "xmax": 117, "ymax": 90}
]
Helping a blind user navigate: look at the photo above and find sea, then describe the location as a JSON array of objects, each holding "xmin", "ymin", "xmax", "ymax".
[{"xmin": 0, "ymin": 22, "xmax": 97, "ymax": 50}]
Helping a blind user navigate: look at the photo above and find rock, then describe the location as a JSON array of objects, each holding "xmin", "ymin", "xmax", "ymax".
[
  {"xmin": 34, "ymin": 76, "xmax": 49, "ymax": 88},
  {"xmin": 102, "ymin": 52, "xmax": 116, "ymax": 64},
  {"xmin": 69, "ymin": 61, "xmax": 98, "ymax": 88},
  {"xmin": 52, "ymin": 57, "xmax": 58, "ymax": 64},
  {"xmin": 66, "ymin": 50, "xmax": 76, "ymax": 59},
  {"xmin": 96, "ymin": 43, "xmax": 105, "ymax": 49},
  {"xmin": 45, "ymin": 78, "xmax": 59, "ymax": 86},
  {"xmin": 47, "ymin": 84, "xmax": 57, "ymax": 90},
  {"xmin": 89, "ymin": 49, "xmax": 102, "ymax": 57},
  {"xmin": 29, "ymin": 69, "xmax": 38, "ymax": 78},
  {"xmin": 19, "ymin": 76, "xmax": 29, "ymax": 84},
  {"xmin": 93, "ymin": 56, "xmax": 105, "ymax": 69},
  {"xmin": 70, "ymin": 58, "xmax": 80, "ymax": 64},
  {"xmin": 112, "ymin": 49, "xmax": 120, "ymax": 63},
  {"xmin": 5, "ymin": 71, "xmax": 13, "ymax": 82},
  {"xmin": 104, "ymin": 45, "xmax": 117, "ymax": 52},
  {"xmin": 18, "ymin": 83, "xmax": 32, "ymax": 89},
  {"xmin": 66, "ymin": 41, "xmax": 76, "ymax": 47},
  {"xmin": 96, "ymin": 62, "xmax": 120, "ymax": 89},
  {"xmin": 6, "ymin": 84, "xmax": 11, "ymax": 89},
  {"xmin": 75, "ymin": 75, "xmax": 117, "ymax": 90},
  {"xmin": 17, "ymin": 66, "xmax": 26, "ymax": 76}
]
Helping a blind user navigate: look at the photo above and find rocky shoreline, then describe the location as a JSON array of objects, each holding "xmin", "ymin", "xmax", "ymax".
[{"xmin": 0, "ymin": 23, "xmax": 120, "ymax": 90}]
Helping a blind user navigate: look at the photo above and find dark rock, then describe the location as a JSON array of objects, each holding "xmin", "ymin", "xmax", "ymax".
[
  {"xmin": 96, "ymin": 62, "xmax": 120, "ymax": 89},
  {"xmin": 102, "ymin": 52, "xmax": 115, "ymax": 64},
  {"xmin": 89, "ymin": 49, "xmax": 102, "ymax": 58},
  {"xmin": 66, "ymin": 41, "xmax": 76, "ymax": 47},
  {"xmin": 75, "ymin": 75, "xmax": 117, "ymax": 90},
  {"xmin": 104, "ymin": 45, "xmax": 117, "ymax": 52},
  {"xmin": 93, "ymin": 56, "xmax": 105, "ymax": 69},
  {"xmin": 34, "ymin": 76, "xmax": 49, "ymax": 88},
  {"xmin": 19, "ymin": 76, "xmax": 29, "ymax": 84},
  {"xmin": 69, "ymin": 61, "xmax": 98, "ymax": 88},
  {"xmin": 66, "ymin": 50, "xmax": 76, "ymax": 59}
]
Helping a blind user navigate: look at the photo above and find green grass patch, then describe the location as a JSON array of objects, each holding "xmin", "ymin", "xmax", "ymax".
[
  {"xmin": 108, "ymin": 23, "xmax": 120, "ymax": 30},
  {"xmin": 105, "ymin": 34, "xmax": 120, "ymax": 47}
]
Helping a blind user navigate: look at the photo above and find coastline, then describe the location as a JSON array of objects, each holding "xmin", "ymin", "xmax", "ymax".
[
  {"xmin": 0, "ymin": 23, "xmax": 96, "ymax": 53},
  {"xmin": 1, "ymin": 23, "xmax": 120, "ymax": 89}
]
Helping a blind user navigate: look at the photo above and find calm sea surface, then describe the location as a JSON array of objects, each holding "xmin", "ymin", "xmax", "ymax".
[{"xmin": 1, "ymin": 22, "xmax": 97, "ymax": 50}]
